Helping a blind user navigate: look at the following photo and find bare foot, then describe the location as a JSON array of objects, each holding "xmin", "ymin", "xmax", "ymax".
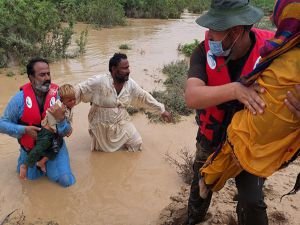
[
  {"xmin": 36, "ymin": 161, "xmax": 46, "ymax": 173},
  {"xmin": 199, "ymin": 178, "xmax": 209, "ymax": 199},
  {"xmin": 19, "ymin": 164, "xmax": 27, "ymax": 180}
]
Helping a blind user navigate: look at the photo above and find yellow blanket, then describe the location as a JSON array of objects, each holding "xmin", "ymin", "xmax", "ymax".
[{"xmin": 201, "ymin": 47, "xmax": 300, "ymax": 192}]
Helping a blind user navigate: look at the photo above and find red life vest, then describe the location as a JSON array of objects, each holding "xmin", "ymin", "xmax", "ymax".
[
  {"xmin": 19, "ymin": 83, "xmax": 59, "ymax": 150},
  {"xmin": 199, "ymin": 28, "xmax": 274, "ymax": 145}
]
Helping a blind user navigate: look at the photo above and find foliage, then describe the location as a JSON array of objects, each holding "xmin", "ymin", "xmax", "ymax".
[
  {"xmin": 6, "ymin": 71, "xmax": 15, "ymax": 77},
  {"xmin": 75, "ymin": 28, "xmax": 89, "ymax": 54},
  {"xmin": 186, "ymin": 0, "xmax": 274, "ymax": 14},
  {"xmin": 147, "ymin": 60, "xmax": 192, "ymax": 123},
  {"xmin": 127, "ymin": 107, "xmax": 140, "ymax": 115},
  {"xmin": 255, "ymin": 18, "xmax": 276, "ymax": 31},
  {"xmin": 0, "ymin": 0, "xmax": 75, "ymax": 67},
  {"xmin": 119, "ymin": 44, "xmax": 131, "ymax": 50},
  {"xmin": 178, "ymin": 39, "xmax": 199, "ymax": 57},
  {"xmin": 122, "ymin": 0, "xmax": 187, "ymax": 19},
  {"xmin": 165, "ymin": 147, "xmax": 194, "ymax": 184},
  {"xmin": 76, "ymin": 0, "xmax": 125, "ymax": 28},
  {"xmin": 186, "ymin": 0, "xmax": 210, "ymax": 14},
  {"xmin": 252, "ymin": 0, "xmax": 274, "ymax": 14}
]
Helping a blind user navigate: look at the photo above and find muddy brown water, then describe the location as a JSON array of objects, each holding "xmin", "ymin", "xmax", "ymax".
[{"xmin": 0, "ymin": 14, "xmax": 204, "ymax": 224}]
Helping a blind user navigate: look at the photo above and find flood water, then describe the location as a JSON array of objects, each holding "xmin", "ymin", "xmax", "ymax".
[{"xmin": 0, "ymin": 14, "xmax": 205, "ymax": 224}]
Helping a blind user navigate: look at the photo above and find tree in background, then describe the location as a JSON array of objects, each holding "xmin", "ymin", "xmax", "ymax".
[{"xmin": 0, "ymin": 0, "xmax": 74, "ymax": 67}]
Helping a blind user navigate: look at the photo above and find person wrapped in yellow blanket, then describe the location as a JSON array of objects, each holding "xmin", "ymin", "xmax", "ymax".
[{"xmin": 200, "ymin": 0, "xmax": 300, "ymax": 194}]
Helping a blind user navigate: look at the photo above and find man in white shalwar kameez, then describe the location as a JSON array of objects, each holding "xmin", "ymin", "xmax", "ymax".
[{"xmin": 75, "ymin": 53, "xmax": 172, "ymax": 152}]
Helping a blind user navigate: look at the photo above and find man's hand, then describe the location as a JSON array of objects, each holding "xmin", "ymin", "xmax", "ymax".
[
  {"xmin": 161, "ymin": 111, "xmax": 172, "ymax": 122},
  {"xmin": 48, "ymin": 104, "xmax": 66, "ymax": 122},
  {"xmin": 233, "ymin": 82, "xmax": 266, "ymax": 115},
  {"xmin": 285, "ymin": 85, "xmax": 300, "ymax": 119},
  {"xmin": 25, "ymin": 126, "xmax": 41, "ymax": 139}
]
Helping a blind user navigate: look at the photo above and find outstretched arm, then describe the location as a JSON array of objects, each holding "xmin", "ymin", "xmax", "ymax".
[
  {"xmin": 130, "ymin": 80, "xmax": 172, "ymax": 122},
  {"xmin": 75, "ymin": 75, "xmax": 102, "ymax": 104},
  {"xmin": 130, "ymin": 81, "xmax": 165, "ymax": 113}
]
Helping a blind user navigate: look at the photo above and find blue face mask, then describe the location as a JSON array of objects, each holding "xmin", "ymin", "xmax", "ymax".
[
  {"xmin": 208, "ymin": 39, "xmax": 231, "ymax": 57},
  {"xmin": 209, "ymin": 31, "xmax": 232, "ymax": 57},
  {"xmin": 209, "ymin": 30, "xmax": 240, "ymax": 57}
]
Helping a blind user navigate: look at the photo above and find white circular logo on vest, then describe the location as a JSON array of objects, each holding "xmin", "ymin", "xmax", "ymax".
[
  {"xmin": 207, "ymin": 50, "xmax": 216, "ymax": 70},
  {"xmin": 253, "ymin": 56, "xmax": 261, "ymax": 69},
  {"xmin": 50, "ymin": 97, "xmax": 56, "ymax": 107},
  {"xmin": 26, "ymin": 96, "xmax": 32, "ymax": 109}
]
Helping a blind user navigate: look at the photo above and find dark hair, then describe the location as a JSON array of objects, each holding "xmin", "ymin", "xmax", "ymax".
[
  {"xmin": 244, "ymin": 25, "xmax": 253, "ymax": 32},
  {"xmin": 26, "ymin": 57, "xmax": 49, "ymax": 77},
  {"xmin": 109, "ymin": 53, "xmax": 127, "ymax": 72}
]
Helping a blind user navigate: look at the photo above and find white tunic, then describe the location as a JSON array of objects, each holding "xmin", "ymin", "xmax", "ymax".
[{"xmin": 75, "ymin": 74, "xmax": 165, "ymax": 152}]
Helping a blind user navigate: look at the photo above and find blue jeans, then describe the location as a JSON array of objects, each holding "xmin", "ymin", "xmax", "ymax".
[{"xmin": 17, "ymin": 141, "xmax": 76, "ymax": 187}]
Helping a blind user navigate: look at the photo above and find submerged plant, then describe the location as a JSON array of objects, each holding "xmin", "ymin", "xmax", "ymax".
[
  {"xmin": 165, "ymin": 147, "xmax": 194, "ymax": 185},
  {"xmin": 119, "ymin": 44, "xmax": 131, "ymax": 50}
]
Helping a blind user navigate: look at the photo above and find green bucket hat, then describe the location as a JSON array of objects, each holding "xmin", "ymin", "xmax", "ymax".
[{"xmin": 196, "ymin": 0, "xmax": 264, "ymax": 31}]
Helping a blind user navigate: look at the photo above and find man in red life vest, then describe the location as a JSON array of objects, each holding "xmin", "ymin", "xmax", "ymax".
[
  {"xmin": 184, "ymin": 0, "xmax": 300, "ymax": 224},
  {"xmin": 0, "ymin": 58, "xmax": 75, "ymax": 187}
]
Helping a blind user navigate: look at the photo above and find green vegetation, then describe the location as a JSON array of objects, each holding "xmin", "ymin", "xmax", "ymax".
[
  {"xmin": 255, "ymin": 16, "xmax": 276, "ymax": 31},
  {"xmin": 147, "ymin": 60, "xmax": 192, "ymax": 122},
  {"xmin": 122, "ymin": 0, "xmax": 187, "ymax": 19},
  {"xmin": 178, "ymin": 39, "xmax": 199, "ymax": 57},
  {"xmin": 165, "ymin": 147, "xmax": 194, "ymax": 184},
  {"xmin": 119, "ymin": 44, "xmax": 131, "ymax": 50},
  {"xmin": 186, "ymin": 0, "xmax": 210, "ymax": 14},
  {"xmin": 76, "ymin": 29, "xmax": 89, "ymax": 54},
  {"xmin": 128, "ymin": 60, "xmax": 192, "ymax": 122},
  {"xmin": 187, "ymin": 0, "xmax": 274, "ymax": 14},
  {"xmin": 252, "ymin": 0, "xmax": 274, "ymax": 14},
  {"xmin": 0, "ymin": 0, "xmax": 276, "ymax": 69},
  {"xmin": 6, "ymin": 71, "xmax": 15, "ymax": 77},
  {"xmin": 51, "ymin": 0, "xmax": 188, "ymax": 25},
  {"xmin": 0, "ymin": 0, "xmax": 85, "ymax": 68}
]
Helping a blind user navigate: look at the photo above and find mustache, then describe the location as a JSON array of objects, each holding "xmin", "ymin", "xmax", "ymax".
[{"xmin": 42, "ymin": 80, "xmax": 51, "ymax": 86}]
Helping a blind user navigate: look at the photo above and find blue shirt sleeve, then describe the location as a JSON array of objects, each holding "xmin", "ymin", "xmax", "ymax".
[
  {"xmin": 57, "ymin": 118, "xmax": 72, "ymax": 137},
  {"xmin": 0, "ymin": 91, "xmax": 26, "ymax": 138}
]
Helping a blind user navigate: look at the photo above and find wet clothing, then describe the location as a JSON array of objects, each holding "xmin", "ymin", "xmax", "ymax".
[
  {"xmin": 18, "ymin": 83, "xmax": 58, "ymax": 150},
  {"xmin": 75, "ymin": 73, "xmax": 165, "ymax": 152},
  {"xmin": 235, "ymin": 171, "xmax": 268, "ymax": 225},
  {"xmin": 187, "ymin": 143, "xmax": 268, "ymax": 225},
  {"xmin": 25, "ymin": 99, "xmax": 73, "ymax": 168},
  {"xmin": 201, "ymin": 0, "xmax": 300, "ymax": 192},
  {"xmin": 25, "ymin": 127, "xmax": 57, "ymax": 167},
  {"xmin": 201, "ymin": 45, "xmax": 300, "ymax": 192},
  {"xmin": 187, "ymin": 29, "xmax": 272, "ymax": 225},
  {"xmin": 0, "ymin": 90, "xmax": 75, "ymax": 187}
]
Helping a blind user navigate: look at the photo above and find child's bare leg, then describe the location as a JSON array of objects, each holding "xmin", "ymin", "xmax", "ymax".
[
  {"xmin": 199, "ymin": 178, "xmax": 210, "ymax": 199},
  {"xmin": 19, "ymin": 164, "xmax": 27, "ymax": 180},
  {"xmin": 36, "ymin": 157, "xmax": 48, "ymax": 173}
]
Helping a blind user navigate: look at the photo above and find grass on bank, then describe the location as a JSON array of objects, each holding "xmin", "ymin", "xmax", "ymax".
[
  {"xmin": 127, "ymin": 60, "xmax": 192, "ymax": 123},
  {"xmin": 178, "ymin": 39, "xmax": 199, "ymax": 57},
  {"xmin": 147, "ymin": 60, "xmax": 193, "ymax": 123}
]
